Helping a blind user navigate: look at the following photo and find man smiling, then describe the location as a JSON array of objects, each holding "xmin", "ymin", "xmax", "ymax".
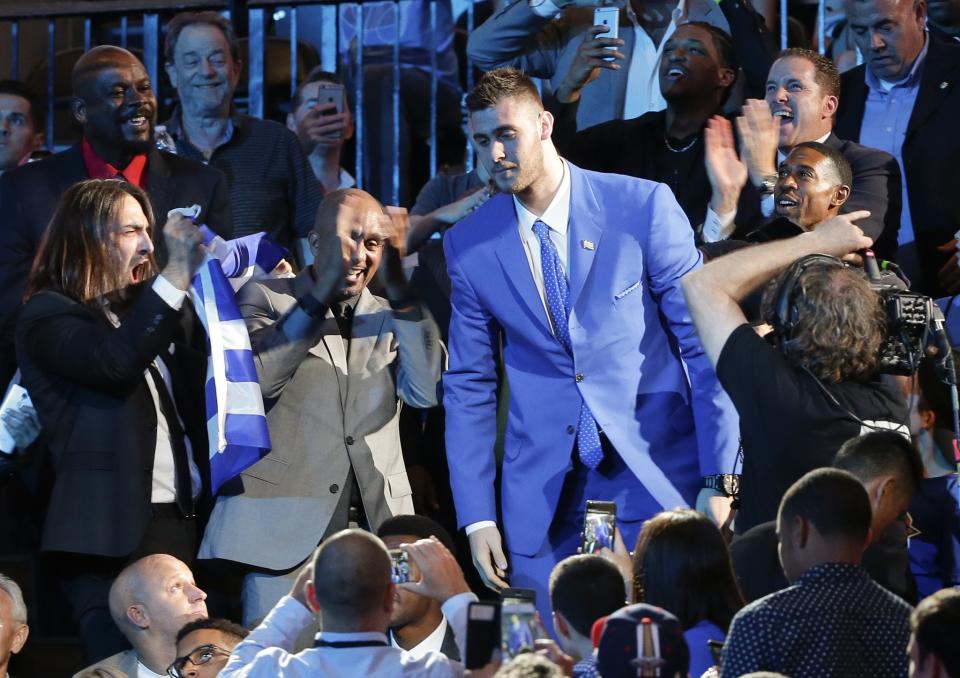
[
  {"xmin": 0, "ymin": 45, "xmax": 230, "ymax": 391},
  {"xmin": 161, "ymin": 11, "xmax": 320, "ymax": 246}
]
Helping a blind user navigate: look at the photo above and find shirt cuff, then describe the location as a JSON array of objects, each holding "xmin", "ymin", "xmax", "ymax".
[
  {"xmin": 529, "ymin": 0, "xmax": 562, "ymax": 18},
  {"xmin": 153, "ymin": 274, "xmax": 187, "ymax": 310},
  {"xmin": 464, "ymin": 520, "xmax": 498, "ymax": 536},
  {"xmin": 761, "ymin": 192, "xmax": 774, "ymax": 218},
  {"xmin": 702, "ymin": 206, "xmax": 737, "ymax": 242}
]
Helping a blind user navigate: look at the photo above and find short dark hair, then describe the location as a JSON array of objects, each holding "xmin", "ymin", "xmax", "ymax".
[
  {"xmin": 778, "ymin": 468, "xmax": 872, "ymax": 543},
  {"xmin": 631, "ymin": 509, "xmax": 744, "ymax": 632},
  {"xmin": 312, "ymin": 530, "xmax": 391, "ymax": 626},
  {"xmin": 466, "ymin": 67, "xmax": 543, "ymax": 113},
  {"xmin": 912, "ymin": 588, "xmax": 960, "ymax": 677},
  {"xmin": 833, "ymin": 431, "xmax": 923, "ymax": 500},
  {"xmin": 175, "ymin": 617, "xmax": 249, "ymax": 645},
  {"xmin": 549, "ymin": 555, "xmax": 626, "ymax": 637},
  {"xmin": 777, "ymin": 47, "xmax": 841, "ymax": 99},
  {"xmin": 165, "ymin": 11, "xmax": 241, "ymax": 65},
  {"xmin": 0, "ymin": 79, "xmax": 43, "ymax": 131},
  {"xmin": 291, "ymin": 67, "xmax": 342, "ymax": 112},
  {"xmin": 376, "ymin": 514, "xmax": 456, "ymax": 555},
  {"xmin": 683, "ymin": 21, "xmax": 736, "ymax": 71},
  {"xmin": 791, "ymin": 140, "xmax": 853, "ymax": 187}
]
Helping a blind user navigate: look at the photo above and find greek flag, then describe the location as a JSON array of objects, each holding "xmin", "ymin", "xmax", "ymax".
[{"xmin": 172, "ymin": 208, "xmax": 283, "ymax": 493}]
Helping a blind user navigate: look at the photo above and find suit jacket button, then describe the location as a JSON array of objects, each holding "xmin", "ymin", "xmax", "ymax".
[
  {"xmin": 345, "ymin": 435, "xmax": 355, "ymax": 445},
  {"xmin": 329, "ymin": 484, "xmax": 339, "ymax": 494},
  {"xmin": 566, "ymin": 425, "xmax": 575, "ymax": 434},
  {"xmin": 575, "ymin": 373, "xmax": 584, "ymax": 383}
]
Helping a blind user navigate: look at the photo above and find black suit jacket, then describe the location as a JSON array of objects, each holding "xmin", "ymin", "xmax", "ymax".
[
  {"xmin": 836, "ymin": 37, "xmax": 960, "ymax": 295},
  {"xmin": 0, "ymin": 144, "xmax": 231, "ymax": 389},
  {"xmin": 14, "ymin": 283, "xmax": 209, "ymax": 558}
]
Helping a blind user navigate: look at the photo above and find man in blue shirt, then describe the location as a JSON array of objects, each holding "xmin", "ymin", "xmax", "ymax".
[
  {"xmin": 837, "ymin": 0, "xmax": 960, "ymax": 296},
  {"xmin": 721, "ymin": 468, "xmax": 912, "ymax": 678}
]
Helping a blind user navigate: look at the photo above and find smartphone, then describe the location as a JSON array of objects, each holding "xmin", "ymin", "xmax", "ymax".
[
  {"xmin": 501, "ymin": 587, "xmax": 536, "ymax": 607},
  {"xmin": 500, "ymin": 598, "xmax": 537, "ymax": 661},
  {"xmin": 316, "ymin": 83, "xmax": 344, "ymax": 115},
  {"xmin": 707, "ymin": 639, "xmax": 725, "ymax": 666},
  {"xmin": 581, "ymin": 500, "xmax": 617, "ymax": 554},
  {"xmin": 593, "ymin": 7, "xmax": 620, "ymax": 61},
  {"xmin": 466, "ymin": 602, "xmax": 500, "ymax": 669},
  {"xmin": 389, "ymin": 549, "xmax": 411, "ymax": 584}
]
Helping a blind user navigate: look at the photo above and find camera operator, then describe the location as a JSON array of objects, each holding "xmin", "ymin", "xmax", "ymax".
[{"xmin": 681, "ymin": 212, "xmax": 908, "ymax": 534}]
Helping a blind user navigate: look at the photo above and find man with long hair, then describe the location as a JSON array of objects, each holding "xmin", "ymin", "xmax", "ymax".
[{"xmin": 15, "ymin": 178, "xmax": 208, "ymax": 662}]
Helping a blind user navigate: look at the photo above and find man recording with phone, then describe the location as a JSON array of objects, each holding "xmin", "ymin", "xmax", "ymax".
[{"xmin": 682, "ymin": 207, "xmax": 908, "ymax": 535}]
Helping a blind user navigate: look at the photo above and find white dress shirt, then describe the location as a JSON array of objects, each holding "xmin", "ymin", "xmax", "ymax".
[
  {"xmin": 389, "ymin": 616, "xmax": 449, "ymax": 660},
  {"xmin": 220, "ymin": 593, "xmax": 476, "ymax": 678},
  {"xmin": 137, "ymin": 660, "xmax": 166, "ymax": 678},
  {"xmin": 465, "ymin": 160, "xmax": 572, "ymax": 537}
]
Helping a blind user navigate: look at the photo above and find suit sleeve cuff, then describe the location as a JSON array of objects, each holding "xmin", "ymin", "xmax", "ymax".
[
  {"xmin": 153, "ymin": 274, "xmax": 187, "ymax": 310},
  {"xmin": 529, "ymin": 0, "xmax": 562, "ymax": 18},
  {"xmin": 464, "ymin": 520, "xmax": 498, "ymax": 536}
]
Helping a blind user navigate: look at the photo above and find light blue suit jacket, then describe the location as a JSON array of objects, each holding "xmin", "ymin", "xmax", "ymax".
[{"xmin": 442, "ymin": 163, "xmax": 739, "ymax": 556}]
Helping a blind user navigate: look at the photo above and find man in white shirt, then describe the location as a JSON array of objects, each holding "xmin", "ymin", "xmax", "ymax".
[
  {"xmin": 466, "ymin": 0, "xmax": 733, "ymax": 130},
  {"xmin": 75, "ymin": 555, "xmax": 208, "ymax": 678},
  {"xmin": 220, "ymin": 530, "xmax": 478, "ymax": 677},
  {"xmin": 377, "ymin": 515, "xmax": 462, "ymax": 661}
]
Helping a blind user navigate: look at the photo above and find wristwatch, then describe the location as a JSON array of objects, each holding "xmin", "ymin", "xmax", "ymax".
[
  {"xmin": 759, "ymin": 173, "xmax": 778, "ymax": 195},
  {"xmin": 702, "ymin": 473, "xmax": 741, "ymax": 497}
]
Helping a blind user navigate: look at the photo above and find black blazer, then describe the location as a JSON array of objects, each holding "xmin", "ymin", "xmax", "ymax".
[
  {"xmin": 836, "ymin": 37, "xmax": 960, "ymax": 296},
  {"xmin": 0, "ymin": 144, "xmax": 232, "ymax": 389},
  {"xmin": 14, "ymin": 283, "xmax": 209, "ymax": 558}
]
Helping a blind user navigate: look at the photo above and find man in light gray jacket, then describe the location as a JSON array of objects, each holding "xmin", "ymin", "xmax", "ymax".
[{"xmin": 199, "ymin": 189, "xmax": 442, "ymax": 626}]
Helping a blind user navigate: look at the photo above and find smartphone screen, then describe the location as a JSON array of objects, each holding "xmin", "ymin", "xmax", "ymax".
[
  {"xmin": 592, "ymin": 7, "xmax": 620, "ymax": 61},
  {"xmin": 581, "ymin": 500, "xmax": 617, "ymax": 554},
  {"xmin": 466, "ymin": 602, "xmax": 499, "ymax": 669},
  {"xmin": 500, "ymin": 601, "xmax": 537, "ymax": 660},
  {"xmin": 388, "ymin": 549, "xmax": 411, "ymax": 584}
]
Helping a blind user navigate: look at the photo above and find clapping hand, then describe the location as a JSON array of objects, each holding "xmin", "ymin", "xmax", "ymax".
[
  {"xmin": 735, "ymin": 99, "xmax": 780, "ymax": 187},
  {"xmin": 704, "ymin": 116, "xmax": 748, "ymax": 218}
]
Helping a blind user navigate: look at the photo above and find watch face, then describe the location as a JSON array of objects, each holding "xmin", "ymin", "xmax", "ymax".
[{"xmin": 723, "ymin": 475, "xmax": 740, "ymax": 496}]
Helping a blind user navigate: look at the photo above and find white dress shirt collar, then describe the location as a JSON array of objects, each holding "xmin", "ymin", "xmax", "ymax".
[
  {"xmin": 137, "ymin": 660, "xmax": 167, "ymax": 678},
  {"xmin": 316, "ymin": 630, "xmax": 390, "ymax": 644},
  {"xmin": 388, "ymin": 617, "xmax": 449, "ymax": 661},
  {"xmin": 512, "ymin": 158, "xmax": 571, "ymax": 237}
]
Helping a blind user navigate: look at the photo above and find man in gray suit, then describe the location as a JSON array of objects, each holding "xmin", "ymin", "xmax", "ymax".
[
  {"xmin": 466, "ymin": 0, "xmax": 734, "ymax": 130},
  {"xmin": 199, "ymin": 189, "xmax": 442, "ymax": 626}
]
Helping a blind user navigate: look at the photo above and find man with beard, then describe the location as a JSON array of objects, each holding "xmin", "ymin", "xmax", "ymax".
[
  {"xmin": 0, "ymin": 45, "xmax": 230, "ymax": 390},
  {"xmin": 709, "ymin": 48, "xmax": 901, "ymax": 259},
  {"xmin": 160, "ymin": 11, "xmax": 320, "ymax": 245},
  {"xmin": 443, "ymin": 68, "xmax": 739, "ymax": 629},
  {"xmin": 16, "ymin": 179, "xmax": 210, "ymax": 662}
]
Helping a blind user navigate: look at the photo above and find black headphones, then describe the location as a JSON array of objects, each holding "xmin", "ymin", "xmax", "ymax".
[{"xmin": 768, "ymin": 253, "xmax": 846, "ymax": 349}]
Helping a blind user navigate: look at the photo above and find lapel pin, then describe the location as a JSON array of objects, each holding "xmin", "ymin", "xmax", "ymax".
[
  {"xmin": 941, "ymin": 81, "xmax": 949, "ymax": 89},
  {"xmin": 581, "ymin": 239, "xmax": 596, "ymax": 251}
]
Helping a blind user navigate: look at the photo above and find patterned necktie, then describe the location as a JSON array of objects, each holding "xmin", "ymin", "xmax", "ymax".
[{"xmin": 532, "ymin": 220, "xmax": 603, "ymax": 469}]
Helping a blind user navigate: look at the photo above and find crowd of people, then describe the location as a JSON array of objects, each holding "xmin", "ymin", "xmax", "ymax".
[{"xmin": 0, "ymin": 0, "xmax": 958, "ymax": 676}]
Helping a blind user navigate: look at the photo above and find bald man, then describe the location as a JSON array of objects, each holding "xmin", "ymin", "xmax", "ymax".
[
  {"xmin": 74, "ymin": 555, "xmax": 208, "ymax": 678},
  {"xmin": 220, "ymin": 530, "xmax": 476, "ymax": 677},
  {"xmin": 199, "ymin": 189, "xmax": 442, "ymax": 626},
  {"xmin": 0, "ymin": 44, "xmax": 231, "ymax": 389}
]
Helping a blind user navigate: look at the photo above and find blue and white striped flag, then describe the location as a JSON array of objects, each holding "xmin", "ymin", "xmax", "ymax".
[{"xmin": 171, "ymin": 208, "xmax": 284, "ymax": 493}]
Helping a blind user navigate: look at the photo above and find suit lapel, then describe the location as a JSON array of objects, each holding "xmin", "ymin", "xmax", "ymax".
[
  {"xmin": 291, "ymin": 271, "xmax": 349, "ymax": 376},
  {"xmin": 566, "ymin": 164, "xmax": 604, "ymax": 310},
  {"xmin": 146, "ymin": 148, "xmax": 174, "ymax": 219},
  {"xmin": 906, "ymin": 39, "xmax": 960, "ymax": 139},
  {"xmin": 346, "ymin": 288, "xmax": 387, "ymax": 383},
  {"xmin": 492, "ymin": 195, "xmax": 553, "ymax": 333}
]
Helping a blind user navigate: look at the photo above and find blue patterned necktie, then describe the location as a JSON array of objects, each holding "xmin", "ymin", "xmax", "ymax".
[{"xmin": 532, "ymin": 220, "xmax": 604, "ymax": 469}]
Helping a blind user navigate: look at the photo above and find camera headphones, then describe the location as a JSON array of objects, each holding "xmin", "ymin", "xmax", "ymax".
[{"xmin": 767, "ymin": 253, "xmax": 846, "ymax": 350}]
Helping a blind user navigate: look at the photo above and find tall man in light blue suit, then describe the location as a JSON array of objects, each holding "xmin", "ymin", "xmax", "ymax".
[{"xmin": 443, "ymin": 68, "xmax": 740, "ymax": 624}]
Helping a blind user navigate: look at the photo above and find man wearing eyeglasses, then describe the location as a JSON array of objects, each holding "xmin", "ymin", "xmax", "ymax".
[{"xmin": 168, "ymin": 618, "xmax": 248, "ymax": 678}]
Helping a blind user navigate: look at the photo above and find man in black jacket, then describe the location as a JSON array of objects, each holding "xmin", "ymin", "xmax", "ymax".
[
  {"xmin": 0, "ymin": 45, "xmax": 231, "ymax": 391},
  {"xmin": 837, "ymin": 0, "xmax": 960, "ymax": 296},
  {"xmin": 16, "ymin": 179, "xmax": 209, "ymax": 662}
]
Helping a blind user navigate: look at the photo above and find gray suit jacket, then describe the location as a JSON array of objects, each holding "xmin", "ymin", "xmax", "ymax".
[
  {"xmin": 73, "ymin": 649, "xmax": 137, "ymax": 678},
  {"xmin": 199, "ymin": 271, "xmax": 442, "ymax": 570},
  {"xmin": 466, "ymin": 0, "xmax": 730, "ymax": 130}
]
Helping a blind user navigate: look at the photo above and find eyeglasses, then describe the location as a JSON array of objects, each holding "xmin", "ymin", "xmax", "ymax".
[{"xmin": 166, "ymin": 644, "xmax": 231, "ymax": 677}]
